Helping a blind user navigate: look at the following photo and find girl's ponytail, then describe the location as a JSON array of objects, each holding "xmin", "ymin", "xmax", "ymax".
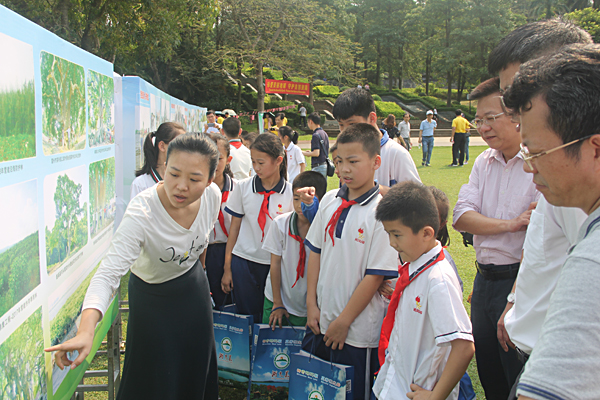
[
  {"xmin": 135, "ymin": 122, "xmax": 185, "ymax": 177},
  {"xmin": 251, "ymin": 133, "xmax": 288, "ymax": 181},
  {"xmin": 278, "ymin": 126, "xmax": 298, "ymax": 145},
  {"xmin": 207, "ymin": 133, "xmax": 234, "ymax": 180}
]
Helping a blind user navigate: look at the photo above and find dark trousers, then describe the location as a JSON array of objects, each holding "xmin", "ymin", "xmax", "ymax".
[
  {"xmin": 230, "ymin": 254, "xmax": 270, "ymax": 324},
  {"xmin": 300, "ymin": 116, "xmax": 307, "ymax": 127},
  {"xmin": 302, "ymin": 328, "xmax": 379, "ymax": 400},
  {"xmin": 205, "ymin": 243, "xmax": 231, "ymax": 309},
  {"xmin": 471, "ymin": 272, "xmax": 523, "ymax": 400},
  {"xmin": 452, "ymin": 133, "xmax": 467, "ymax": 165}
]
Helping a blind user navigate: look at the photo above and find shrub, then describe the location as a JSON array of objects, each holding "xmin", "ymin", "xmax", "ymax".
[
  {"xmin": 340, "ymin": 86, "xmax": 350, "ymax": 92},
  {"xmin": 312, "ymin": 79, "xmax": 326, "ymax": 86},
  {"xmin": 374, "ymin": 101, "xmax": 405, "ymax": 119},
  {"xmin": 372, "ymin": 94, "xmax": 382, "ymax": 101},
  {"xmin": 314, "ymin": 85, "xmax": 340, "ymax": 98}
]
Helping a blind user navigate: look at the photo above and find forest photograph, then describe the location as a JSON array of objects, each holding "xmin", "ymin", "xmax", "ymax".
[
  {"xmin": 41, "ymin": 51, "xmax": 86, "ymax": 155},
  {"xmin": 89, "ymin": 157, "xmax": 115, "ymax": 238},
  {"xmin": 49, "ymin": 263, "xmax": 99, "ymax": 394},
  {"xmin": 0, "ymin": 32, "xmax": 36, "ymax": 162},
  {"xmin": 0, "ymin": 179, "xmax": 40, "ymax": 319},
  {"xmin": 150, "ymin": 92, "xmax": 170, "ymax": 131},
  {"xmin": 135, "ymin": 105, "xmax": 151, "ymax": 171},
  {"xmin": 0, "ymin": 307, "xmax": 47, "ymax": 400},
  {"xmin": 44, "ymin": 165, "xmax": 89, "ymax": 275},
  {"xmin": 87, "ymin": 69, "xmax": 114, "ymax": 147}
]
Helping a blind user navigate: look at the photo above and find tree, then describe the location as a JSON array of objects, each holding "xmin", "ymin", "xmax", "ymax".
[
  {"xmin": 54, "ymin": 174, "xmax": 85, "ymax": 258},
  {"xmin": 566, "ymin": 7, "xmax": 600, "ymax": 41},
  {"xmin": 87, "ymin": 70, "xmax": 114, "ymax": 146}
]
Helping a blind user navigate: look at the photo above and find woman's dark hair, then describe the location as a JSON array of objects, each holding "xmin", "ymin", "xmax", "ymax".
[
  {"xmin": 136, "ymin": 122, "xmax": 185, "ymax": 177},
  {"xmin": 428, "ymin": 186, "xmax": 450, "ymax": 247},
  {"xmin": 278, "ymin": 126, "xmax": 299, "ymax": 144},
  {"xmin": 250, "ymin": 133, "xmax": 288, "ymax": 181},
  {"xmin": 384, "ymin": 114, "xmax": 396, "ymax": 129},
  {"xmin": 276, "ymin": 113, "xmax": 286, "ymax": 121},
  {"xmin": 166, "ymin": 132, "xmax": 219, "ymax": 179},
  {"xmin": 208, "ymin": 133, "xmax": 233, "ymax": 179}
]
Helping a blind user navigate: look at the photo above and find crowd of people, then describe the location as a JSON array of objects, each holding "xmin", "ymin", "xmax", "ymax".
[{"xmin": 44, "ymin": 18, "xmax": 600, "ymax": 400}]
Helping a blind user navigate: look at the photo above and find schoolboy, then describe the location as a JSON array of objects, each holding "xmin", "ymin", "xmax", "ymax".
[
  {"xmin": 262, "ymin": 171, "xmax": 328, "ymax": 328},
  {"xmin": 373, "ymin": 181, "xmax": 474, "ymax": 400},
  {"xmin": 332, "ymin": 88, "xmax": 420, "ymax": 194},
  {"xmin": 304, "ymin": 123, "xmax": 399, "ymax": 400}
]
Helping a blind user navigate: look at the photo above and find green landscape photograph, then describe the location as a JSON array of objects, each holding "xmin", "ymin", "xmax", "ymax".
[
  {"xmin": 40, "ymin": 51, "xmax": 86, "ymax": 155},
  {"xmin": 87, "ymin": 70, "xmax": 114, "ymax": 147},
  {"xmin": 45, "ymin": 166, "xmax": 89, "ymax": 275},
  {"xmin": 0, "ymin": 307, "xmax": 47, "ymax": 400},
  {"xmin": 0, "ymin": 179, "xmax": 40, "ymax": 318},
  {"xmin": 0, "ymin": 32, "xmax": 36, "ymax": 162},
  {"xmin": 89, "ymin": 157, "xmax": 116, "ymax": 237}
]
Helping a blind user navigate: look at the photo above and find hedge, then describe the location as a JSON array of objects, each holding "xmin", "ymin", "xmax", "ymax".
[
  {"xmin": 314, "ymin": 85, "xmax": 340, "ymax": 98},
  {"xmin": 374, "ymin": 101, "xmax": 405, "ymax": 119}
]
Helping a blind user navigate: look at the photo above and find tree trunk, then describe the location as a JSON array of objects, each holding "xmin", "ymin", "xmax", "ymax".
[
  {"xmin": 546, "ymin": 0, "xmax": 552, "ymax": 18},
  {"xmin": 398, "ymin": 45, "xmax": 404, "ymax": 89},
  {"xmin": 236, "ymin": 59, "xmax": 243, "ymax": 113},
  {"xmin": 595, "ymin": 0, "xmax": 600, "ymax": 9},
  {"xmin": 425, "ymin": 53, "xmax": 431, "ymax": 96},
  {"xmin": 457, "ymin": 67, "xmax": 464, "ymax": 102},
  {"xmin": 447, "ymin": 70, "xmax": 452, "ymax": 106},
  {"xmin": 256, "ymin": 61, "xmax": 265, "ymax": 112},
  {"xmin": 364, "ymin": 59, "xmax": 369, "ymax": 81},
  {"xmin": 376, "ymin": 40, "xmax": 381, "ymax": 85},
  {"xmin": 309, "ymin": 78, "xmax": 314, "ymax": 105},
  {"xmin": 388, "ymin": 55, "xmax": 393, "ymax": 91}
]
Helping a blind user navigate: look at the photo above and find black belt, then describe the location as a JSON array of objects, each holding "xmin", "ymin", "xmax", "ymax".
[
  {"xmin": 312, "ymin": 162, "xmax": 326, "ymax": 167},
  {"xmin": 475, "ymin": 261, "xmax": 520, "ymax": 281},
  {"xmin": 515, "ymin": 346, "xmax": 530, "ymax": 364}
]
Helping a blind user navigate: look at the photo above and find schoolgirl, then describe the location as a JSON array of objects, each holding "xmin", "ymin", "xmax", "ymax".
[
  {"xmin": 221, "ymin": 133, "xmax": 294, "ymax": 323},
  {"xmin": 130, "ymin": 122, "xmax": 185, "ymax": 199},
  {"xmin": 278, "ymin": 126, "xmax": 305, "ymax": 183},
  {"xmin": 206, "ymin": 133, "xmax": 236, "ymax": 308},
  {"xmin": 47, "ymin": 133, "xmax": 221, "ymax": 400}
]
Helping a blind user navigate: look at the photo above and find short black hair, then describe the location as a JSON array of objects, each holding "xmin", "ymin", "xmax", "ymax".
[
  {"xmin": 455, "ymin": 109, "xmax": 463, "ymax": 116},
  {"xmin": 376, "ymin": 181, "xmax": 440, "ymax": 236},
  {"xmin": 241, "ymin": 131, "xmax": 258, "ymax": 146},
  {"xmin": 207, "ymin": 110, "xmax": 214, "ymax": 116},
  {"xmin": 336, "ymin": 123, "xmax": 380, "ymax": 158},
  {"xmin": 292, "ymin": 171, "xmax": 328, "ymax": 201},
  {"xmin": 469, "ymin": 77, "xmax": 501, "ymax": 101},
  {"xmin": 222, "ymin": 117, "xmax": 241, "ymax": 138},
  {"xmin": 166, "ymin": 132, "xmax": 219, "ymax": 178},
  {"xmin": 428, "ymin": 186, "xmax": 450, "ymax": 246},
  {"xmin": 503, "ymin": 43, "xmax": 600, "ymax": 159},
  {"xmin": 332, "ymin": 88, "xmax": 375, "ymax": 121},
  {"xmin": 488, "ymin": 18, "xmax": 592, "ymax": 76},
  {"xmin": 308, "ymin": 112, "xmax": 321, "ymax": 125}
]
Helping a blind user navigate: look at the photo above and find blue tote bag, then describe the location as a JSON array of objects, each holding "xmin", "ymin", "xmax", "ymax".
[
  {"xmin": 288, "ymin": 350, "xmax": 354, "ymax": 400},
  {"xmin": 213, "ymin": 307, "xmax": 254, "ymax": 391},
  {"xmin": 248, "ymin": 323, "xmax": 305, "ymax": 399}
]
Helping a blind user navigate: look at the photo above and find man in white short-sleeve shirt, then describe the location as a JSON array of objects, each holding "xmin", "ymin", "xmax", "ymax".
[{"xmin": 222, "ymin": 118, "xmax": 252, "ymax": 180}]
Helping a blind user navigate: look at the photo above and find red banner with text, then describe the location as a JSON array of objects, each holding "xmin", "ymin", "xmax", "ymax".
[{"xmin": 265, "ymin": 79, "xmax": 310, "ymax": 96}]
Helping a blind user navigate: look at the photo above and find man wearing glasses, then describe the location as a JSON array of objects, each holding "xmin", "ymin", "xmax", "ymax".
[
  {"xmin": 503, "ymin": 43, "xmax": 600, "ymax": 400},
  {"xmin": 453, "ymin": 76, "xmax": 539, "ymax": 400},
  {"xmin": 487, "ymin": 19, "xmax": 592, "ymax": 400}
]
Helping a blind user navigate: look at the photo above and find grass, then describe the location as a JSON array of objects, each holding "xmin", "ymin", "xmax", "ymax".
[{"xmin": 80, "ymin": 145, "xmax": 489, "ymax": 399}]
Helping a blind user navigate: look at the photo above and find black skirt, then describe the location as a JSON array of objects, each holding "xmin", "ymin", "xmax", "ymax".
[{"xmin": 117, "ymin": 261, "xmax": 219, "ymax": 400}]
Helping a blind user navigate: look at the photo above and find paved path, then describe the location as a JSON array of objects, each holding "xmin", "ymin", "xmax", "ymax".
[{"xmin": 298, "ymin": 136, "xmax": 488, "ymax": 149}]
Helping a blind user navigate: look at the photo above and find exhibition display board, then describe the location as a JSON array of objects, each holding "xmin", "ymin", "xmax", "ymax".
[
  {"xmin": 114, "ymin": 76, "xmax": 207, "ymax": 225},
  {"xmin": 0, "ymin": 5, "xmax": 117, "ymax": 400}
]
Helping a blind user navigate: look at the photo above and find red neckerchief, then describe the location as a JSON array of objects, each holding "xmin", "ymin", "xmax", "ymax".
[
  {"xmin": 230, "ymin": 140, "xmax": 242, "ymax": 149},
  {"xmin": 288, "ymin": 212, "xmax": 306, "ymax": 288},
  {"xmin": 324, "ymin": 198, "xmax": 357, "ymax": 246},
  {"xmin": 217, "ymin": 191, "xmax": 230, "ymax": 237},
  {"xmin": 378, "ymin": 250, "xmax": 445, "ymax": 366},
  {"xmin": 257, "ymin": 191, "xmax": 274, "ymax": 241}
]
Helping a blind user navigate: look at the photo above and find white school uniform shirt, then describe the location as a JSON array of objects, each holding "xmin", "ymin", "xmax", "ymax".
[
  {"xmin": 504, "ymin": 197, "xmax": 586, "ymax": 354},
  {"xmin": 285, "ymin": 142, "xmax": 305, "ymax": 183},
  {"xmin": 130, "ymin": 167, "xmax": 162, "ymax": 199},
  {"xmin": 209, "ymin": 174, "xmax": 236, "ymax": 244},
  {"xmin": 229, "ymin": 141, "xmax": 252, "ymax": 180},
  {"xmin": 305, "ymin": 184, "xmax": 399, "ymax": 348},
  {"xmin": 262, "ymin": 212, "xmax": 309, "ymax": 317},
  {"xmin": 225, "ymin": 175, "xmax": 294, "ymax": 264},
  {"xmin": 373, "ymin": 243, "xmax": 473, "ymax": 400},
  {"xmin": 83, "ymin": 183, "xmax": 221, "ymax": 317},
  {"xmin": 375, "ymin": 133, "xmax": 421, "ymax": 187}
]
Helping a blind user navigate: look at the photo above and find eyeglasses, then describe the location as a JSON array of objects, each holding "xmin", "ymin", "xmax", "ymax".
[
  {"xmin": 520, "ymin": 134, "xmax": 595, "ymax": 170},
  {"xmin": 499, "ymin": 95, "xmax": 520, "ymax": 124},
  {"xmin": 472, "ymin": 112, "xmax": 504, "ymax": 129}
]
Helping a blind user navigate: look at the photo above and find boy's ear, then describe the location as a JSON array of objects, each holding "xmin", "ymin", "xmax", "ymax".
[
  {"xmin": 373, "ymin": 154, "xmax": 381, "ymax": 171},
  {"xmin": 422, "ymin": 226, "xmax": 436, "ymax": 240},
  {"xmin": 276, "ymin": 155, "xmax": 283, "ymax": 166},
  {"xmin": 368, "ymin": 112, "xmax": 378, "ymax": 126},
  {"xmin": 227, "ymin": 155, "xmax": 233, "ymax": 164}
]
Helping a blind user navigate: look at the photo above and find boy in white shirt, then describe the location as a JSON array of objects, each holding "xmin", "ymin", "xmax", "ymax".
[
  {"xmin": 304, "ymin": 123, "xmax": 399, "ymax": 400},
  {"xmin": 262, "ymin": 171, "xmax": 328, "ymax": 328},
  {"xmin": 373, "ymin": 181, "xmax": 474, "ymax": 400}
]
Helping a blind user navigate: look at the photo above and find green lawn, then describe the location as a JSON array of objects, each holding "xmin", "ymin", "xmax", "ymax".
[{"xmin": 82, "ymin": 145, "xmax": 489, "ymax": 399}]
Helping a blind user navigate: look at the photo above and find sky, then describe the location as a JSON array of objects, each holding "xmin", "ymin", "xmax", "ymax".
[
  {"xmin": 0, "ymin": 179, "xmax": 38, "ymax": 250},
  {"xmin": 0, "ymin": 32, "xmax": 34, "ymax": 92}
]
